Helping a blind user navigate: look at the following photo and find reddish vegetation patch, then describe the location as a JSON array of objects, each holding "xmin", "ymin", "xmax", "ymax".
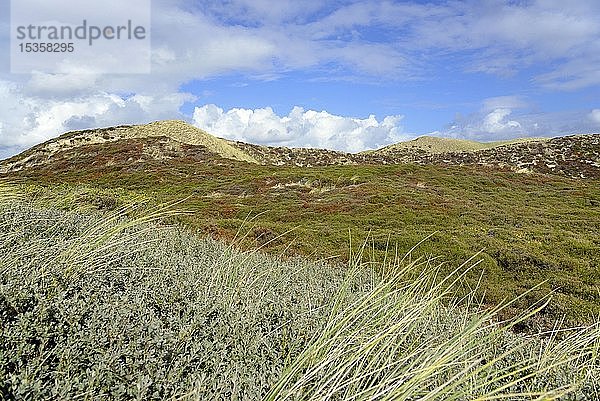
[{"xmin": 2, "ymin": 129, "xmax": 598, "ymax": 180}]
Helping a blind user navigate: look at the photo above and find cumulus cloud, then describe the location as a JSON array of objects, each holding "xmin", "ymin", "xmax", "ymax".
[
  {"xmin": 443, "ymin": 109, "xmax": 523, "ymax": 141},
  {"xmin": 0, "ymin": 79, "xmax": 193, "ymax": 154},
  {"xmin": 193, "ymin": 104, "xmax": 407, "ymax": 152},
  {"xmin": 590, "ymin": 109, "xmax": 600, "ymax": 125},
  {"xmin": 443, "ymin": 103, "xmax": 600, "ymax": 142},
  {"xmin": 439, "ymin": 96, "xmax": 531, "ymax": 140},
  {"xmin": 481, "ymin": 109, "xmax": 522, "ymax": 135}
]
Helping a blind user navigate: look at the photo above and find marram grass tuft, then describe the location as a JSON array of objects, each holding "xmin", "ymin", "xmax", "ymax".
[{"xmin": 0, "ymin": 179, "xmax": 22, "ymax": 206}]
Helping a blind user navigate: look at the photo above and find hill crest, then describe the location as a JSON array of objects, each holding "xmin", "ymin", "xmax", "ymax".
[
  {"xmin": 368, "ymin": 135, "xmax": 547, "ymax": 155},
  {"xmin": 1, "ymin": 121, "xmax": 598, "ymax": 179},
  {"xmin": 0, "ymin": 120, "xmax": 258, "ymax": 172}
]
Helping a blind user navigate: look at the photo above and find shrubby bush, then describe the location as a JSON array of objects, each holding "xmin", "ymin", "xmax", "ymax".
[{"xmin": 0, "ymin": 204, "xmax": 360, "ymax": 400}]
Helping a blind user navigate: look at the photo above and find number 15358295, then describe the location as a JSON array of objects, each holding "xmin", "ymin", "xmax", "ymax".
[{"xmin": 19, "ymin": 43, "xmax": 74, "ymax": 52}]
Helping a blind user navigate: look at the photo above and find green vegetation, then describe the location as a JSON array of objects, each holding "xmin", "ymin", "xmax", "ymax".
[
  {"xmin": 1, "ymin": 189, "xmax": 599, "ymax": 400},
  {"xmin": 12, "ymin": 154, "xmax": 600, "ymax": 326}
]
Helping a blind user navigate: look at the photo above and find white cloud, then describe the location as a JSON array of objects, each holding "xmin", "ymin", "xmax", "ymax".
[
  {"xmin": 482, "ymin": 109, "xmax": 522, "ymax": 134},
  {"xmin": 193, "ymin": 104, "xmax": 407, "ymax": 152},
  {"xmin": 197, "ymin": 0, "xmax": 324, "ymax": 25},
  {"xmin": 0, "ymin": 0, "xmax": 282, "ymax": 158},
  {"xmin": 442, "ymin": 108, "xmax": 525, "ymax": 141},
  {"xmin": 534, "ymin": 55, "xmax": 600, "ymax": 90},
  {"xmin": 590, "ymin": 109, "xmax": 600, "ymax": 125},
  {"xmin": 25, "ymin": 72, "xmax": 101, "ymax": 97},
  {"xmin": 443, "ymin": 103, "xmax": 600, "ymax": 142},
  {"xmin": 1, "ymin": 1, "xmax": 599, "ymax": 89},
  {"xmin": 405, "ymin": 1, "xmax": 600, "ymax": 85},
  {"xmin": 0, "ymin": 79, "xmax": 193, "ymax": 154}
]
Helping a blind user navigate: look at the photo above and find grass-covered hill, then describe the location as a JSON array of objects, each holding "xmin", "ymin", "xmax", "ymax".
[
  {"xmin": 2, "ymin": 121, "xmax": 598, "ymax": 178},
  {"xmin": 1, "ymin": 187, "xmax": 599, "ymax": 400},
  {"xmin": 364, "ymin": 135, "xmax": 545, "ymax": 154},
  {"xmin": 370, "ymin": 134, "xmax": 600, "ymax": 180},
  {"xmin": 1, "ymin": 123, "xmax": 598, "ymax": 327},
  {"xmin": 0, "ymin": 121, "xmax": 258, "ymax": 173}
]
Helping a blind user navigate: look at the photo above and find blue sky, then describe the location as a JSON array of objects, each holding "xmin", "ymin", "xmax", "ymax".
[{"xmin": 1, "ymin": 0, "xmax": 599, "ymax": 157}]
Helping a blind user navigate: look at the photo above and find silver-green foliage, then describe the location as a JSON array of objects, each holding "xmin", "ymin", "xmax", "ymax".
[{"xmin": 0, "ymin": 202, "xmax": 358, "ymax": 400}]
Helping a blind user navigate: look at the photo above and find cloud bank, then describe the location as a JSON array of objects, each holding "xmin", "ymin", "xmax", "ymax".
[
  {"xmin": 0, "ymin": 79, "xmax": 193, "ymax": 159},
  {"xmin": 193, "ymin": 105, "xmax": 406, "ymax": 152},
  {"xmin": 442, "ymin": 98, "xmax": 600, "ymax": 141}
]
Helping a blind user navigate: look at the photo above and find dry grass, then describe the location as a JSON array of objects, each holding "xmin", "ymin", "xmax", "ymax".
[
  {"xmin": 0, "ymin": 120, "xmax": 258, "ymax": 173},
  {"xmin": 124, "ymin": 120, "xmax": 258, "ymax": 163},
  {"xmin": 369, "ymin": 136, "xmax": 548, "ymax": 155}
]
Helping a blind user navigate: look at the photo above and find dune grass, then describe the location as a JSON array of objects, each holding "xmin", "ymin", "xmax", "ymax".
[
  {"xmin": 1, "ymin": 183, "xmax": 599, "ymax": 400},
  {"xmin": 366, "ymin": 136, "xmax": 547, "ymax": 155}
]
